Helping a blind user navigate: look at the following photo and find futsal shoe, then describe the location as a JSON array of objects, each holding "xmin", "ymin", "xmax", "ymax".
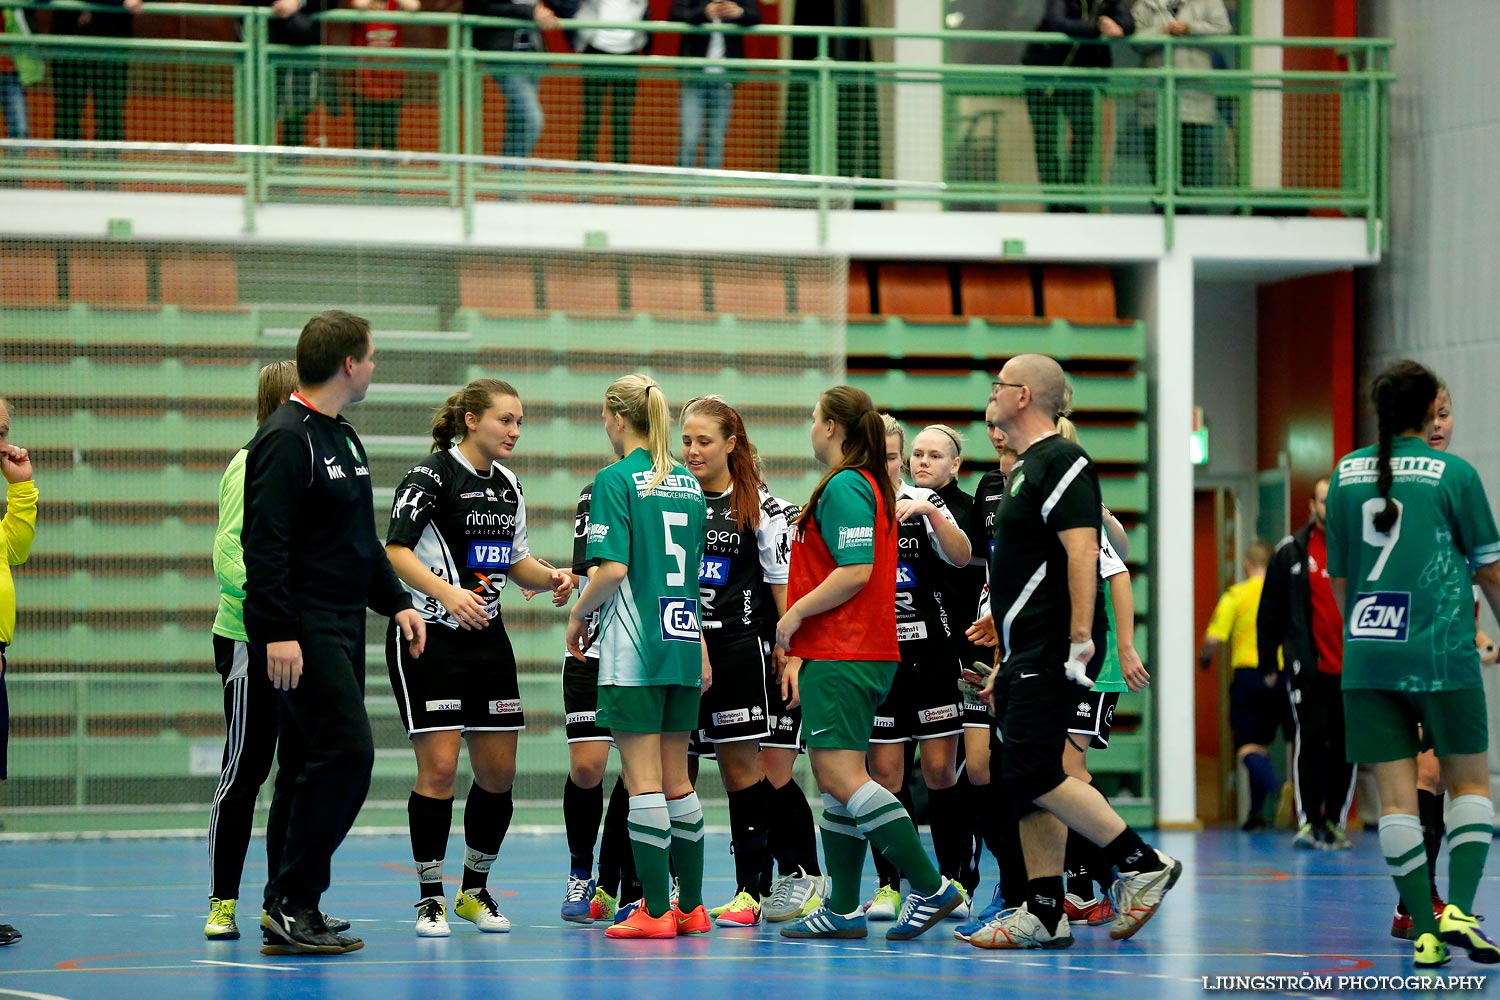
[
  {"xmin": 455, "ymin": 888, "xmax": 511, "ymax": 933},
  {"xmin": 946, "ymin": 885, "xmax": 971, "ymax": 920},
  {"xmin": 0, "ymin": 925, "xmax": 21, "ymax": 946},
  {"xmin": 1292, "ymin": 823, "xmax": 1319, "ymax": 849},
  {"xmin": 763, "ymin": 868, "xmax": 826, "ymax": 923},
  {"xmin": 589, "ymin": 887, "xmax": 618, "ymax": 922},
  {"xmin": 561, "ymin": 873, "xmax": 596, "ymax": 923},
  {"xmin": 1321, "ymin": 821, "xmax": 1354, "ymax": 851},
  {"xmin": 955, "ymin": 884, "xmax": 1007, "ymax": 942},
  {"xmin": 780, "ymin": 904, "xmax": 868, "ymax": 940},
  {"xmin": 1415, "ymin": 932, "xmax": 1452, "ymax": 968},
  {"xmin": 259, "ymin": 907, "xmax": 351, "ymax": 934},
  {"xmin": 1063, "ymin": 892, "xmax": 1116, "ymax": 927},
  {"xmin": 1439, "ymin": 904, "xmax": 1500, "ymax": 964},
  {"xmin": 887, "ymin": 877, "xmax": 964, "ymax": 941},
  {"xmin": 414, "ymin": 897, "xmax": 450, "ymax": 938},
  {"xmin": 605, "ymin": 904, "xmax": 677, "ymax": 939},
  {"xmin": 674, "ymin": 904, "xmax": 713, "ymax": 935},
  {"xmin": 204, "ymin": 897, "xmax": 240, "ymax": 940},
  {"xmin": 260, "ymin": 899, "xmax": 364, "ymax": 955},
  {"xmin": 968, "ymin": 903, "xmax": 1074, "ymax": 950},
  {"xmin": 1392, "ymin": 896, "xmax": 1448, "ymax": 940},
  {"xmin": 613, "ymin": 899, "xmax": 642, "ymax": 924},
  {"xmin": 1107, "ymin": 850, "xmax": 1184, "ymax": 940},
  {"xmin": 714, "ymin": 891, "xmax": 762, "ymax": 928},
  {"xmin": 862, "ymin": 884, "xmax": 902, "ymax": 921}
]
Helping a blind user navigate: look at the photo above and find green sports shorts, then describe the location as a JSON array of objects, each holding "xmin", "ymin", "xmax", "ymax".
[
  {"xmin": 1343, "ymin": 688, "xmax": 1488, "ymax": 763},
  {"xmin": 597, "ymin": 683, "xmax": 701, "ymax": 735},
  {"xmin": 799, "ymin": 659, "xmax": 898, "ymax": 751}
]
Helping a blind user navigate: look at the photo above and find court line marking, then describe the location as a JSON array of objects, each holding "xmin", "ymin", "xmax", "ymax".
[
  {"xmin": 0, "ymin": 989, "xmax": 77, "ymax": 1000},
  {"xmin": 191, "ymin": 960, "xmax": 293, "ymax": 971}
]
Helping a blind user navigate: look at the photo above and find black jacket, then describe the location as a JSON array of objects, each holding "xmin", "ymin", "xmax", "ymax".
[
  {"xmin": 1256, "ymin": 521, "xmax": 1320, "ymax": 682},
  {"xmin": 1021, "ymin": 0, "xmax": 1134, "ymax": 69},
  {"xmin": 248, "ymin": 0, "xmax": 333, "ymax": 47},
  {"xmin": 671, "ymin": 0, "xmax": 761, "ymax": 59},
  {"xmin": 47, "ymin": 0, "xmax": 133, "ymax": 39},
  {"xmin": 242, "ymin": 399, "xmax": 410, "ymax": 645},
  {"xmin": 466, "ymin": 0, "xmax": 562, "ymax": 54}
]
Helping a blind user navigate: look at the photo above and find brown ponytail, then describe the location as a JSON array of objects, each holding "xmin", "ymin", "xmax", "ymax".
[
  {"xmin": 431, "ymin": 378, "xmax": 519, "ymax": 453},
  {"xmin": 799, "ymin": 385, "xmax": 896, "ymax": 528}
]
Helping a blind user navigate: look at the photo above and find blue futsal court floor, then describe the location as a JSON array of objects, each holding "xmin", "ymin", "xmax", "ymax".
[{"xmin": 0, "ymin": 828, "xmax": 1494, "ymax": 1000}]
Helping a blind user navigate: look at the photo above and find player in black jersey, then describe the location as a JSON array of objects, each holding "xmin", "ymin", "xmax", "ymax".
[
  {"xmin": 970, "ymin": 354, "xmax": 1178, "ymax": 950},
  {"xmin": 907, "ymin": 423, "xmax": 990, "ymax": 905},
  {"xmin": 680, "ymin": 396, "xmax": 824, "ymax": 927},
  {"xmin": 559, "ymin": 478, "xmax": 636, "ymax": 925},
  {"xmin": 384, "ymin": 378, "xmax": 573, "ymax": 938},
  {"xmin": 861, "ymin": 415, "xmax": 972, "ymax": 920}
]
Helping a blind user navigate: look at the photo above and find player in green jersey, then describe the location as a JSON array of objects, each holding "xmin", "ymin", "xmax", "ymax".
[
  {"xmin": 1325, "ymin": 360, "xmax": 1500, "ymax": 969},
  {"xmin": 566, "ymin": 373, "xmax": 709, "ymax": 940}
]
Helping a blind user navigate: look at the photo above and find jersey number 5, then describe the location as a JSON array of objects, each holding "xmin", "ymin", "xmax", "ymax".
[
  {"xmin": 663, "ymin": 511, "xmax": 689, "ymax": 587},
  {"xmin": 1361, "ymin": 496, "xmax": 1403, "ymax": 582}
]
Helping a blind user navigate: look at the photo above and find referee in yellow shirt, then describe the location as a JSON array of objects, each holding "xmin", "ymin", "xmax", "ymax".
[
  {"xmin": 1, "ymin": 397, "xmax": 38, "ymax": 947},
  {"xmin": 1199, "ymin": 542, "xmax": 1279, "ymax": 831}
]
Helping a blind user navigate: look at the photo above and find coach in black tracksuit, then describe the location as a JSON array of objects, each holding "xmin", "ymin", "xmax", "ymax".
[{"xmin": 243, "ymin": 310, "xmax": 427, "ymax": 955}]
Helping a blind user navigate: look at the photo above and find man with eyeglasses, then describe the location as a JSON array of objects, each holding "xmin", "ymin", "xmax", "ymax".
[{"xmin": 968, "ymin": 354, "xmax": 1180, "ymax": 950}]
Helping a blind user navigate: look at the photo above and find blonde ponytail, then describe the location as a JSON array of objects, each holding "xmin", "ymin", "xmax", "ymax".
[{"xmin": 606, "ymin": 373, "xmax": 676, "ymax": 492}]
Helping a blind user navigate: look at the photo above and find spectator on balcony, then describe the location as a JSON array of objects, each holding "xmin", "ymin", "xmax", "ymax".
[
  {"xmin": 1021, "ymin": 0, "xmax": 1134, "ymax": 212},
  {"xmin": 47, "ymin": 0, "xmax": 142, "ymax": 156},
  {"xmin": 671, "ymin": 0, "xmax": 760, "ymax": 172},
  {"xmin": 1131, "ymin": 0, "xmax": 1230, "ymax": 208},
  {"xmin": 351, "ymin": 0, "xmax": 419, "ymax": 152},
  {"xmin": 1, "ymin": 5, "xmax": 43, "ymax": 160},
  {"xmin": 573, "ymin": 0, "xmax": 648, "ymax": 163},
  {"xmin": 255, "ymin": 0, "xmax": 333, "ymax": 150},
  {"xmin": 467, "ymin": 0, "xmax": 562, "ymax": 162}
]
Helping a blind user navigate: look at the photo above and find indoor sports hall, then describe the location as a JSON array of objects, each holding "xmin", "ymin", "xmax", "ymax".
[{"xmin": 0, "ymin": 1, "xmax": 1496, "ymax": 997}]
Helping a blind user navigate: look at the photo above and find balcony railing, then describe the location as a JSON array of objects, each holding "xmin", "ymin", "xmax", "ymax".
[{"xmin": 0, "ymin": 3, "xmax": 1392, "ymax": 245}]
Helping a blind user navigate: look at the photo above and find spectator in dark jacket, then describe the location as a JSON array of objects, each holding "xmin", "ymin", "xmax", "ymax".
[
  {"xmin": 672, "ymin": 0, "xmax": 759, "ymax": 171},
  {"xmin": 465, "ymin": 0, "xmax": 561, "ymax": 160},
  {"xmin": 1021, "ymin": 0, "xmax": 1133, "ymax": 211},
  {"xmin": 48, "ymin": 0, "xmax": 141, "ymax": 154},
  {"xmin": 253, "ymin": 0, "xmax": 334, "ymax": 149}
]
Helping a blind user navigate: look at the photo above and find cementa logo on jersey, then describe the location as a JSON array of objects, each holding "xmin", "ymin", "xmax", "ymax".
[
  {"xmin": 468, "ymin": 540, "xmax": 513, "ymax": 570},
  {"xmin": 659, "ymin": 597, "xmax": 701, "ymax": 643},
  {"xmin": 1349, "ymin": 592, "xmax": 1410, "ymax": 641}
]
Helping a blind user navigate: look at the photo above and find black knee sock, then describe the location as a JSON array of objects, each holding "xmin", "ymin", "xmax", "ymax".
[
  {"xmin": 1028, "ymin": 874, "xmax": 1065, "ymax": 930},
  {"xmin": 956, "ymin": 768, "xmax": 985, "ymax": 892},
  {"xmin": 461, "ymin": 784, "xmax": 513, "ymax": 892},
  {"xmin": 1419, "ymin": 789, "xmax": 1446, "ymax": 891},
  {"xmin": 991, "ymin": 739, "xmax": 1028, "ymax": 907},
  {"xmin": 770, "ymin": 777, "xmax": 821, "ymax": 876},
  {"xmin": 727, "ymin": 779, "xmax": 775, "ymax": 897},
  {"xmin": 408, "ymin": 791, "xmax": 454, "ymax": 901},
  {"xmin": 563, "ymin": 775, "xmax": 604, "ymax": 875},
  {"xmin": 1063, "ymin": 827, "xmax": 1097, "ymax": 901},
  {"xmin": 601, "ymin": 776, "xmax": 634, "ymax": 900},
  {"xmin": 1243, "ymin": 751, "xmax": 1276, "ymax": 818},
  {"xmin": 926, "ymin": 784, "xmax": 970, "ymax": 888},
  {"xmin": 1103, "ymin": 827, "xmax": 1163, "ymax": 875}
]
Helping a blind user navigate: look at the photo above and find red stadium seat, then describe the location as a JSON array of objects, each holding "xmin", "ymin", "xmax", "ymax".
[
  {"xmin": 1040, "ymin": 265, "xmax": 1123, "ymax": 323},
  {"xmin": 627, "ymin": 261, "xmax": 709, "ymax": 320},
  {"xmin": 459, "ymin": 258, "xmax": 541, "ymax": 316},
  {"xmin": 69, "ymin": 249, "xmax": 149, "ymax": 307},
  {"xmin": 875, "ymin": 262, "xmax": 957, "ymax": 321},
  {"xmin": 0, "ymin": 249, "xmax": 60, "ymax": 306},
  {"xmin": 712, "ymin": 260, "xmax": 789, "ymax": 318},
  {"xmin": 159, "ymin": 251, "xmax": 241, "ymax": 311},
  {"xmin": 959, "ymin": 263, "xmax": 1037, "ymax": 320}
]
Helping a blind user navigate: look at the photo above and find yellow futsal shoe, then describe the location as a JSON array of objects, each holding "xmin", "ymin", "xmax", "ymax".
[
  {"xmin": 1415, "ymin": 932, "xmax": 1452, "ymax": 968},
  {"xmin": 1439, "ymin": 904, "xmax": 1500, "ymax": 964},
  {"xmin": 204, "ymin": 897, "xmax": 239, "ymax": 940}
]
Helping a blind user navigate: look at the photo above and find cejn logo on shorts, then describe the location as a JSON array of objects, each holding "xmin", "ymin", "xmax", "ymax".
[
  {"xmin": 1348, "ymin": 592, "xmax": 1411, "ymax": 641},
  {"xmin": 489, "ymin": 699, "xmax": 521, "ymax": 715},
  {"xmin": 468, "ymin": 540, "xmax": 513, "ymax": 570},
  {"xmin": 659, "ymin": 597, "xmax": 702, "ymax": 643}
]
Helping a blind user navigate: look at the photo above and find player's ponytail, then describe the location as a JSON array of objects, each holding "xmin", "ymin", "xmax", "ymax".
[
  {"xmin": 800, "ymin": 385, "xmax": 896, "ymax": 528},
  {"xmin": 1369, "ymin": 360, "xmax": 1439, "ymax": 534},
  {"xmin": 432, "ymin": 377, "xmax": 519, "ymax": 454},
  {"xmin": 606, "ymin": 373, "xmax": 675, "ymax": 492},
  {"xmin": 681, "ymin": 395, "xmax": 762, "ymax": 531}
]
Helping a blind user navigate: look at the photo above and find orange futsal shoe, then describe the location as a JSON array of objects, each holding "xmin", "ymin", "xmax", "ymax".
[
  {"xmin": 605, "ymin": 904, "xmax": 678, "ymax": 940},
  {"xmin": 674, "ymin": 904, "xmax": 712, "ymax": 935}
]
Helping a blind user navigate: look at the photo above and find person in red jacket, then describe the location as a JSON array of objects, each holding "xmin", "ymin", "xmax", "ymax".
[
  {"xmin": 775, "ymin": 385, "xmax": 961, "ymax": 943},
  {"xmin": 351, "ymin": 0, "xmax": 419, "ymax": 151}
]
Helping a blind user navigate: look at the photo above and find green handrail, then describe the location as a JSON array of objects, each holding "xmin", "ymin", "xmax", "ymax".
[{"xmin": 0, "ymin": 1, "xmax": 1391, "ymax": 246}]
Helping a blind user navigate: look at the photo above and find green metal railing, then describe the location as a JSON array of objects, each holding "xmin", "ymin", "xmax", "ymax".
[{"xmin": 0, "ymin": 4, "xmax": 1391, "ymax": 244}]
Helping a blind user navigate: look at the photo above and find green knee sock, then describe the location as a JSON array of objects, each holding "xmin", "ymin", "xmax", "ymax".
[
  {"xmin": 1382, "ymin": 814, "xmax": 1438, "ymax": 937},
  {"xmin": 627, "ymin": 792, "xmax": 673, "ymax": 917},
  {"xmin": 848, "ymin": 780, "xmax": 942, "ymax": 896},
  {"xmin": 1445, "ymin": 794, "xmax": 1494, "ymax": 914},
  {"xmin": 818, "ymin": 794, "xmax": 869, "ymax": 914},
  {"xmin": 667, "ymin": 791, "xmax": 706, "ymax": 912}
]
